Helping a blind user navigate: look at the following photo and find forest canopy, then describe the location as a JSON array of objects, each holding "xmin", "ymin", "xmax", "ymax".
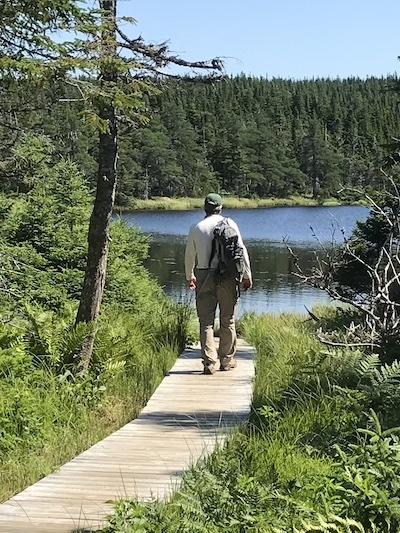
[{"xmin": 1, "ymin": 75, "xmax": 398, "ymax": 203}]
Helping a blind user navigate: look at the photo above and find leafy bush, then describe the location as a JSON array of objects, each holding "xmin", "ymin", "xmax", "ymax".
[
  {"xmin": 102, "ymin": 313, "xmax": 400, "ymax": 532},
  {"xmin": 0, "ymin": 135, "xmax": 193, "ymax": 500},
  {"xmin": 325, "ymin": 412, "xmax": 400, "ymax": 531}
]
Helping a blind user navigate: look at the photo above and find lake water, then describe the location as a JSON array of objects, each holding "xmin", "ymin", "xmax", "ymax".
[{"xmin": 119, "ymin": 206, "xmax": 369, "ymax": 315}]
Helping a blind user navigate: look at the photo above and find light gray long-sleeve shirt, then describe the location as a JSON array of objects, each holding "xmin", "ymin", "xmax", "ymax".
[{"xmin": 185, "ymin": 214, "xmax": 252, "ymax": 281}]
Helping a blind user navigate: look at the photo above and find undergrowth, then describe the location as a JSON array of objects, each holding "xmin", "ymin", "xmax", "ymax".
[
  {"xmin": 103, "ymin": 312, "xmax": 400, "ymax": 532},
  {"xmin": 0, "ymin": 302, "xmax": 192, "ymax": 501},
  {"xmin": 0, "ymin": 137, "xmax": 193, "ymax": 501}
]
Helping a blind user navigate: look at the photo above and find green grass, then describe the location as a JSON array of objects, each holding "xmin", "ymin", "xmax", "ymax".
[
  {"xmin": 0, "ymin": 304, "xmax": 191, "ymax": 502},
  {"xmin": 103, "ymin": 312, "xmax": 400, "ymax": 532},
  {"xmin": 116, "ymin": 195, "xmax": 367, "ymax": 212},
  {"xmin": 0, "ymin": 359, "xmax": 175, "ymax": 502}
]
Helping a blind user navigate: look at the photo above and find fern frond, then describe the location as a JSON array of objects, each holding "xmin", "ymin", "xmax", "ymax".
[
  {"xmin": 372, "ymin": 359, "xmax": 400, "ymax": 386},
  {"xmin": 104, "ymin": 360, "xmax": 126, "ymax": 374},
  {"xmin": 355, "ymin": 354, "xmax": 380, "ymax": 380},
  {"xmin": 59, "ymin": 322, "xmax": 92, "ymax": 367},
  {"xmin": 297, "ymin": 514, "xmax": 365, "ymax": 532}
]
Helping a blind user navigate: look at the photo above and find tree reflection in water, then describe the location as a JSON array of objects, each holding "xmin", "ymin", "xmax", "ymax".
[
  {"xmin": 120, "ymin": 206, "xmax": 369, "ymax": 315},
  {"xmin": 146, "ymin": 237, "xmax": 330, "ymax": 315}
]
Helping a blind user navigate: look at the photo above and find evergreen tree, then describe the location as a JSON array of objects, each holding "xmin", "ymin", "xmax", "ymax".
[
  {"xmin": 300, "ymin": 121, "xmax": 344, "ymax": 197},
  {"xmin": 1, "ymin": 70, "xmax": 399, "ymax": 202}
]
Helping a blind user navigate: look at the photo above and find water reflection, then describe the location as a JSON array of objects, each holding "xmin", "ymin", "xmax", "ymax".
[
  {"xmin": 146, "ymin": 236, "xmax": 330, "ymax": 315},
  {"xmin": 120, "ymin": 206, "xmax": 369, "ymax": 315}
]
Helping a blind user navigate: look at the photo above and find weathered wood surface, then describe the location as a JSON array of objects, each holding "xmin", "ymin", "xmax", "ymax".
[{"xmin": 0, "ymin": 339, "xmax": 255, "ymax": 532}]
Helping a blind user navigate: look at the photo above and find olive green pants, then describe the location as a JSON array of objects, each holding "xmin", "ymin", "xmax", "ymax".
[{"xmin": 195, "ymin": 269, "xmax": 239, "ymax": 368}]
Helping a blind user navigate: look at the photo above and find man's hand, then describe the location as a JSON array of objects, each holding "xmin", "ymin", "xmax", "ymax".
[
  {"xmin": 187, "ymin": 276, "xmax": 197, "ymax": 290},
  {"xmin": 242, "ymin": 278, "xmax": 253, "ymax": 291}
]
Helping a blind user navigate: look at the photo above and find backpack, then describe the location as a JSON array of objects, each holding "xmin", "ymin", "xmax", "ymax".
[{"xmin": 209, "ymin": 218, "xmax": 245, "ymax": 280}]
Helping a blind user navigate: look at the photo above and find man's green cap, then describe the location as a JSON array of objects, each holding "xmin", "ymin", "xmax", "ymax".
[{"xmin": 204, "ymin": 193, "xmax": 223, "ymax": 208}]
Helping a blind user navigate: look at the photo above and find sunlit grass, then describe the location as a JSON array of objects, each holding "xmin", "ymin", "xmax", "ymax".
[
  {"xmin": 116, "ymin": 195, "xmax": 366, "ymax": 212},
  {"xmin": 102, "ymin": 311, "xmax": 371, "ymax": 532},
  {"xmin": 0, "ymin": 306, "xmax": 190, "ymax": 501}
]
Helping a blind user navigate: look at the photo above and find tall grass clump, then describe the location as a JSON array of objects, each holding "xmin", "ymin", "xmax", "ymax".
[
  {"xmin": 0, "ymin": 300, "xmax": 192, "ymax": 502},
  {"xmin": 0, "ymin": 137, "xmax": 192, "ymax": 500},
  {"xmin": 103, "ymin": 311, "xmax": 400, "ymax": 532},
  {"xmin": 122, "ymin": 195, "xmax": 361, "ymax": 212}
]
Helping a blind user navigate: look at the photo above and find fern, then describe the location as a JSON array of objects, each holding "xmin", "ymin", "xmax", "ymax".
[
  {"xmin": 294, "ymin": 514, "xmax": 366, "ymax": 532},
  {"xmin": 59, "ymin": 321, "xmax": 92, "ymax": 367},
  {"xmin": 23, "ymin": 303, "xmax": 59, "ymax": 366},
  {"xmin": 355, "ymin": 353, "xmax": 380, "ymax": 381},
  {"xmin": 103, "ymin": 359, "xmax": 126, "ymax": 376},
  {"xmin": 371, "ymin": 359, "xmax": 400, "ymax": 386}
]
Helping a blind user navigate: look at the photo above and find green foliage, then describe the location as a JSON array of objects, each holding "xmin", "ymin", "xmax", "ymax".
[
  {"xmin": 0, "ymin": 324, "xmax": 33, "ymax": 379},
  {"xmin": 103, "ymin": 312, "xmax": 400, "ymax": 532},
  {"xmin": 4, "ymin": 142, "xmax": 91, "ymax": 265},
  {"xmin": 1, "ymin": 0, "xmax": 396, "ymax": 204},
  {"xmin": 0, "ymin": 136, "xmax": 171, "ymax": 315},
  {"xmin": 105, "ymin": 220, "xmax": 159, "ymax": 310},
  {"xmin": 21, "ymin": 303, "xmax": 91, "ymax": 370},
  {"xmin": 325, "ymin": 412, "xmax": 400, "ymax": 531},
  {"xmin": 0, "ymin": 136, "xmax": 91, "ymax": 307},
  {"xmin": 0, "ymin": 301, "xmax": 192, "ymax": 501},
  {"xmin": 0, "ymin": 0, "xmax": 156, "ymax": 131},
  {"xmin": 1, "ymin": 77, "xmax": 398, "ymax": 202},
  {"xmin": 115, "ymin": 76, "xmax": 399, "ymax": 201},
  {"xmin": 0, "ymin": 134, "xmax": 193, "ymax": 500},
  {"xmin": 333, "ymin": 210, "xmax": 391, "ymax": 296}
]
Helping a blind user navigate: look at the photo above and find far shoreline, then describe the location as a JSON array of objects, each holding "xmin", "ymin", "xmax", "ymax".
[{"xmin": 114, "ymin": 195, "xmax": 368, "ymax": 212}]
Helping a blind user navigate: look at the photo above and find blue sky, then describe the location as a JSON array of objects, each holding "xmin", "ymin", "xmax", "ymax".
[{"xmin": 118, "ymin": 0, "xmax": 400, "ymax": 79}]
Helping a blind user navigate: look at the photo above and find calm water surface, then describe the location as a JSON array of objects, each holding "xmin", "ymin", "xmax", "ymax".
[{"xmin": 120, "ymin": 206, "xmax": 369, "ymax": 315}]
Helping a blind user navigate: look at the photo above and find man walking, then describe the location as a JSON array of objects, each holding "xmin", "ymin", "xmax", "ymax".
[{"xmin": 185, "ymin": 193, "xmax": 252, "ymax": 374}]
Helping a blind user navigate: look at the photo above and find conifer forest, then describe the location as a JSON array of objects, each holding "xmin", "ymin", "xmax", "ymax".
[
  {"xmin": 3, "ymin": 1, "xmax": 400, "ymax": 531},
  {"xmin": 1, "ymin": 76, "xmax": 399, "ymax": 202}
]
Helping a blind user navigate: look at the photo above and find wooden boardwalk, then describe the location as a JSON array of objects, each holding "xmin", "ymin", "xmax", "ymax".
[{"xmin": 0, "ymin": 339, "xmax": 255, "ymax": 532}]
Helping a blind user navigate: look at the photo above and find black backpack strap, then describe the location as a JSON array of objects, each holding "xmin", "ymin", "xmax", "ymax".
[{"xmin": 209, "ymin": 218, "xmax": 225, "ymax": 268}]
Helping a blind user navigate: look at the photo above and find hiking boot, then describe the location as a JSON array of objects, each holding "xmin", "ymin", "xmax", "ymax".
[
  {"xmin": 220, "ymin": 358, "xmax": 237, "ymax": 371},
  {"xmin": 203, "ymin": 363, "xmax": 216, "ymax": 375}
]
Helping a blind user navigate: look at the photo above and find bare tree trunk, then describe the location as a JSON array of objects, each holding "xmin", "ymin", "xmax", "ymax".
[
  {"xmin": 312, "ymin": 175, "xmax": 321, "ymax": 198},
  {"xmin": 76, "ymin": 0, "xmax": 117, "ymax": 372},
  {"xmin": 144, "ymin": 166, "xmax": 149, "ymax": 200}
]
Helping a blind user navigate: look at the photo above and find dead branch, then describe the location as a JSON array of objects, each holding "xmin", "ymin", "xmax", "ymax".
[
  {"xmin": 286, "ymin": 177, "xmax": 400, "ymax": 355},
  {"xmin": 316, "ymin": 334, "xmax": 381, "ymax": 348},
  {"xmin": 116, "ymin": 28, "xmax": 224, "ymax": 72}
]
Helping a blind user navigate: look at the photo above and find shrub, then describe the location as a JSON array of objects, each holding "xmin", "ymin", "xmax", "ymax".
[
  {"xmin": 103, "ymin": 313, "xmax": 400, "ymax": 532},
  {"xmin": 0, "ymin": 136, "xmax": 193, "ymax": 500}
]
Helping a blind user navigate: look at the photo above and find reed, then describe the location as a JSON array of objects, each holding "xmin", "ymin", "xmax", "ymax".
[
  {"xmin": 105, "ymin": 310, "xmax": 400, "ymax": 531},
  {"xmin": 0, "ymin": 304, "xmax": 192, "ymax": 501},
  {"xmin": 116, "ymin": 195, "xmax": 366, "ymax": 212}
]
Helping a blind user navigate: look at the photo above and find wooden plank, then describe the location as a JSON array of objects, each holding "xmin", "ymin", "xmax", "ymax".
[{"xmin": 0, "ymin": 339, "xmax": 254, "ymax": 532}]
